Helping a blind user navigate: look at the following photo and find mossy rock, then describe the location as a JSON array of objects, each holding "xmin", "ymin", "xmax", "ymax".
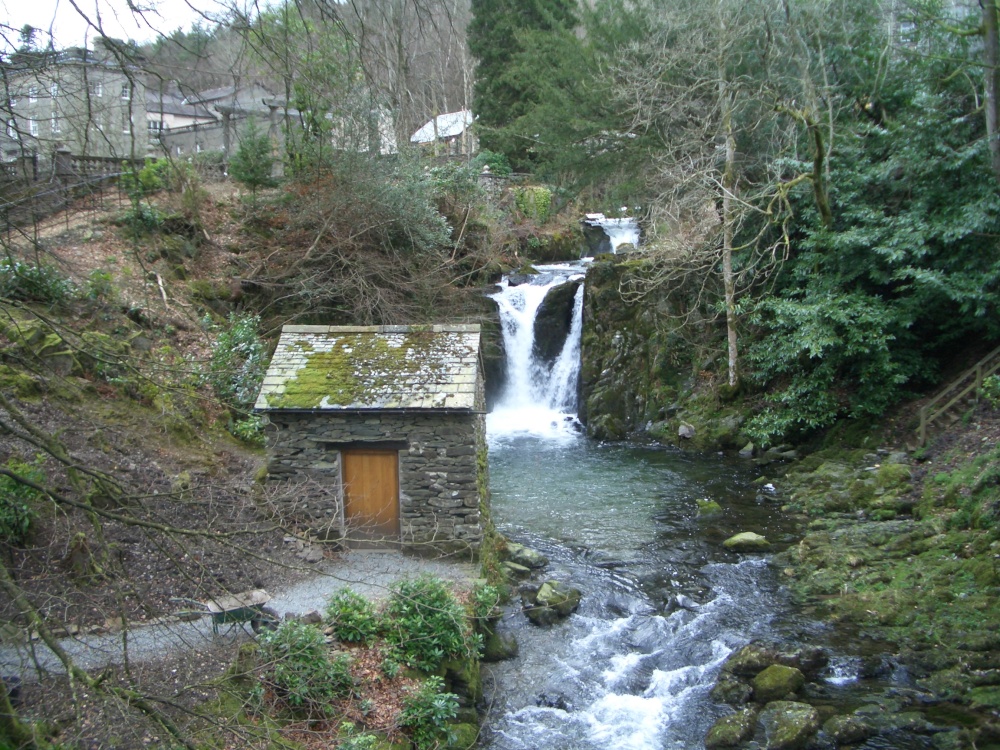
[
  {"xmin": 0, "ymin": 364, "xmax": 41, "ymax": 398},
  {"xmin": 876, "ymin": 462, "xmax": 912, "ymax": 491},
  {"xmin": 823, "ymin": 713, "xmax": 878, "ymax": 745},
  {"xmin": 587, "ymin": 413, "xmax": 627, "ymax": 441},
  {"xmin": 723, "ymin": 532, "xmax": 771, "ymax": 553},
  {"xmin": 445, "ymin": 721, "xmax": 480, "ymax": 749},
  {"xmin": 482, "ymin": 630, "xmax": 519, "ymax": 662},
  {"xmin": 757, "ymin": 701, "xmax": 820, "ymax": 750},
  {"xmin": 501, "ymin": 561, "xmax": 531, "ymax": 580},
  {"xmin": 723, "ymin": 644, "xmax": 779, "ymax": 678},
  {"xmin": 752, "ymin": 664, "xmax": 805, "ymax": 703},
  {"xmin": 0, "ymin": 317, "xmax": 51, "ymax": 347},
  {"xmin": 524, "ymin": 580, "xmax": 582, "ymax": 626},
  {"xmin": 441, "ymin": 656, "xmax": 482, "ymax": 706},
  {"xmin": 506, "ymin": 543, "xmax": 548, "ymax": 569},
  {"xmin": 705, "ymin": 707, "xmax": 758, "ymax": 748},
  {"xmin": 697, "ymin": 499, "xmax": 723, "ymax": 516},
  {"xmin": 712, "ymin": 673, "xmax": 753, "ymax": 705}
]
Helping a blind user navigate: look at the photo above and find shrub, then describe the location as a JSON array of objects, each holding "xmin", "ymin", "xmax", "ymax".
[
  {"xmin": 258, "ymin": 620, "xmax": 354, "ymax": 713},
  {"xmin": 207, "ymin": 313, "xmax": 268, "ymax": 412},
  {"xmin": 471, "ymin": 149, "xmax": 513, "ymax": 177},
  {"xmin": 0, "ymin": 259, "xmax": 76, "ymax": 304},
  {"xmin": 470, "ymin": 582, "xmax": 501, "ymax": 623},
  {"xmin": 383, "ymin": 575, "xmax": 472, "ymax": 672},
  {"xmin": 121, "ymin": 202, "xmax": 164, "ymax": 234},
  {"xmin": 338, "ymin": 722, "xmax": 380, "ymax": 750},
  {"xmin": 85, "ymin": 268, "xmax": 116, "ymax": 302},
  {"xmin": 229, "ymin": 121, "xmax": 277, "ymax": 197},
  {"xmin": 982, "ymin": 374, "xmax": 1000, "ymax": 409},
  {"xmin": 513, "ymin": 186, "xmax": 553, "ymax": 223},
  {"xmin": 120, "ymin": 158, "xmax": 171, "ymax": 197},
  {"xmin": 229, "ymin": 415, "xmax": 266, "ymax": 446},
  {"xmin": 325, "ymin": 588, "xmax": 380, "ymax": 643},
  {"xmin": 0, "ymin": 457, "xmax": 45, "ymax": 545},
  {"xmin": 399, "ymin": 676, "xmax": 458, "ymax": 750}
]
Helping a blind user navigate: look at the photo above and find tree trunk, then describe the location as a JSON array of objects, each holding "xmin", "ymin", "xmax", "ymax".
[
  {"xmin": 984, "ymin": 0, "xmax": 1000, "ymax": 182},
  {"xmin": 719, "ymin": 35, "xmax": 739, "ymax": 389}
]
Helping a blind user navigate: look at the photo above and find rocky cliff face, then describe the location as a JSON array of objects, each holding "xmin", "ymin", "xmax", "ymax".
[{"xmin": 580, "ymin": 258, "xmax": 748, "ymax": 450}]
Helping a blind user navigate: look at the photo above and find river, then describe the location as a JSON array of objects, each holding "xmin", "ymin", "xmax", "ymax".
[
  {"xmin": 481, "ymin": 430, "xmax": 810, "ymax": 750},
  {"xmin": 483, "ymin": 262, "xmax": 823, "ymax": 750},
  {"xmin": 481, "ymin": 258, "xmax": 939, "ymax": 750}
]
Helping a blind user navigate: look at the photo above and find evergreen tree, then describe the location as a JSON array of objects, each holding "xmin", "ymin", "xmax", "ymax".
[
  {"xmin": 468, "ymin": 0, "xmax": 578, "ymax": 162},
  {"xmin": 228, "ymin": 121, "xmax": 277, "ymax": 199}
]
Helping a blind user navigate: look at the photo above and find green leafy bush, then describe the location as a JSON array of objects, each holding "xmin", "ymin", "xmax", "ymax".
[
  {"xmin": 207, "ymin": 313, "xmax": 268, "ymax": 412},
  {"xmin": 229, "ymin": 415, "xmax": 266, "ymax": 446},
  {"xmin": 258, "ymin": 620, "xmax": 354, "ymax": 713},
  {"xmin": 326, "ymin": 588, "xmax": 381, "ymax": 643},
  {"xmin": 745, "ymin": 293, "xmax": 911, "ymax": 445},
  {"xmin": 0, "ymin": 259, "xmax": 76, "ymax": 304},
  {"xmin": 121, "ymin": 202, "xmax": 165, "ymax": 234},
  {"xmin": 0, "ymin": 457, "xmax": 45, "ymax": 545},
  {"xmin": 120, "ymin": 158, "xmax": 171, "ymax": 197},
  {"xmin": 470, "ymin": 582, "xmax": 501, "ymax": 623},
  {"xmin": 85, "ymin": 268, "xmax": 116, "ymax": 302},
  {"xmin": 471, "ymin": 149, "xmax": 513, "ymax": 177},
  {"xmin": 513, "ymin": 186, "xmax": 553, "ymax": 223},
  {"xmin": 338, "ymin": 722, "xmax": 380, "ymax": 750},
  {"xmin": 383, "ymin": 576, "xmax": 472, "ymax": 672},
  {"xmin": 981, "ymin": 375, "xmax": 1000, "ymax": 409},
  {"xmin": 399, "ymin": 676, "xmax": 458, "ymax": 750}
]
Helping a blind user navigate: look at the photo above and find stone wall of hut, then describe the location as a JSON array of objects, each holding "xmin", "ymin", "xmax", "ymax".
[{"xmin": 261, "ymin": 410, "xmax": 487, "ymax": 555}]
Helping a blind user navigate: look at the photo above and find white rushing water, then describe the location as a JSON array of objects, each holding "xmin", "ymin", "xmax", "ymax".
[
  {"xmin": 487, "ymin": 263, "xmax": 586, "ymax": 442},
  {"xmin": 583, "ymin": 214, "xmax": 641, "ymax": 254}
]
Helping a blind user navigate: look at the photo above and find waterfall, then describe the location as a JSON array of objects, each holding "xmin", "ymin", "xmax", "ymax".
[
  {"xmin": 488, "ymin": 264, "xmax": 586, "ymax": 441},
  {"xmin": 583, "ymin": 214, "xmax": 640, "ymax": 254}
]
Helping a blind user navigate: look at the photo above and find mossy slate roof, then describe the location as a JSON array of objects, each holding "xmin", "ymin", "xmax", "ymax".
[{"xmin": 254, "ymin": 324, "xmax": 481, "ymax": 412}]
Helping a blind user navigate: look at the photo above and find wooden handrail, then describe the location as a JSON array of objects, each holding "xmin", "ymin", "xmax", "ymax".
[{"xmin": 918, "ymin": 344, "xmax": 1000, "ymax": 445}]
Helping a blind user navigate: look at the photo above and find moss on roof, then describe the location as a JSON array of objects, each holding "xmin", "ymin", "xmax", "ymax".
[{"xmin": 255, "ymin": 325, "xmax": 480, "ymax": 411}]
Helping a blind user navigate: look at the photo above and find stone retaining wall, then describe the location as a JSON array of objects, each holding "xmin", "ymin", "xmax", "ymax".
[{"xmin": 263, "ymin": 410, "xmax": 487, "ymax": 555}]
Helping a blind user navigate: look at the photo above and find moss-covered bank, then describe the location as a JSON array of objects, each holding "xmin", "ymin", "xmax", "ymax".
[{"xmin": 733, "ymin": 416, "xmax": 1000, "ymax": 748}]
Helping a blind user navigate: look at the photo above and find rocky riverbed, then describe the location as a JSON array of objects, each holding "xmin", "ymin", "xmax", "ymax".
[{"xmin": 701, "ymin": 409, "xmax": 1000, "ymax": 749}]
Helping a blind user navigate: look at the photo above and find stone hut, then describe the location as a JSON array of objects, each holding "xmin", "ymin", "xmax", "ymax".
[{"xmin": 254, "ymin": 324, "xmax": 487, "ymax": 555}]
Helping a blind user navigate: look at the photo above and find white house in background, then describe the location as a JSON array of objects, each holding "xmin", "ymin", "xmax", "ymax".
[{"xmin": 410, "ymin": 109, "xmax": 476, "ymax": 157}]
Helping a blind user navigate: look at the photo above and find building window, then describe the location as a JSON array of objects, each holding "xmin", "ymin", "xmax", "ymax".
[
  {"xmin": 51, "ymin": 111, "xmax": 60, "ymax": 133},
  {"xmin": 29, "ymin": 119, "xmax": 38, "ymax": 137},
  {"xmin": 122, "ymin": 111, "xmax": 131, "ymax": 134},
  {"xmin": 175, "ymin": 145, "xmax": 183, "ymax": 156},
  {"xmin": 195, "ymin": 142, "xmax": 202, "ymax": 153},
  {"xmin": 6, "ymin": 119, "xmax": 16, "ymax": 139},
  {"xmin": 89, "ymin": 81, "xmax": 103, "ymax": 98},
  {"xmin": 121, "ymin": 84, "xmax": 131, "ymax": 100},
  {"xmin": 9, "ymin": 95, "xmax": 16, "ymax": 108},
  {"xmin": 148, "ymin": 120, "xmax": 163, "ymax": 134},
  {"xmin": 50, "ymin": 83, "xmax": 58, "ymax": 98},
  {"xmin": 28, "ymin": 86, "xmax": 37, "ymax": 103}
]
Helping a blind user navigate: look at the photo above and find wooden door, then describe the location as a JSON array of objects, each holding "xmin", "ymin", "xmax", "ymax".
[{"xmin": 341, "ymin": 449, "xmax": 400, "ymax": 544}]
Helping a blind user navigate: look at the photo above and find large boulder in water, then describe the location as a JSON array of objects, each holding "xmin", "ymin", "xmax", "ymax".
[
  {"xmin": 723, "ymin": 532, "xmax": 771, "ymax": 552},
  {"xmin": 533, "ymin": 278, "xmax": 583, "ymax": 365},
  {"xmin": 752, "ymin": 664, "xmax": 805, "ymax": 703},
  {"xmin": 757, "ymin": 701, "xmax": 821, "ymax": 750},
  {"xmin": 523, "ymin": 580, "xmax": 582, "ymax": 626},
  {"xmin": 705, "ymin": 707, "xmax": 758, "ymax": 748},
  {"xmin": 506, "ymin": 542, "xmax": 549, "ymax": 569}
]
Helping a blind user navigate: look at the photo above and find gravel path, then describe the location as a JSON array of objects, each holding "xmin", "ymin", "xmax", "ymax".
[{"xmin": 1, "ymin": 550, "xmax": 478, "ymax": 678}]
